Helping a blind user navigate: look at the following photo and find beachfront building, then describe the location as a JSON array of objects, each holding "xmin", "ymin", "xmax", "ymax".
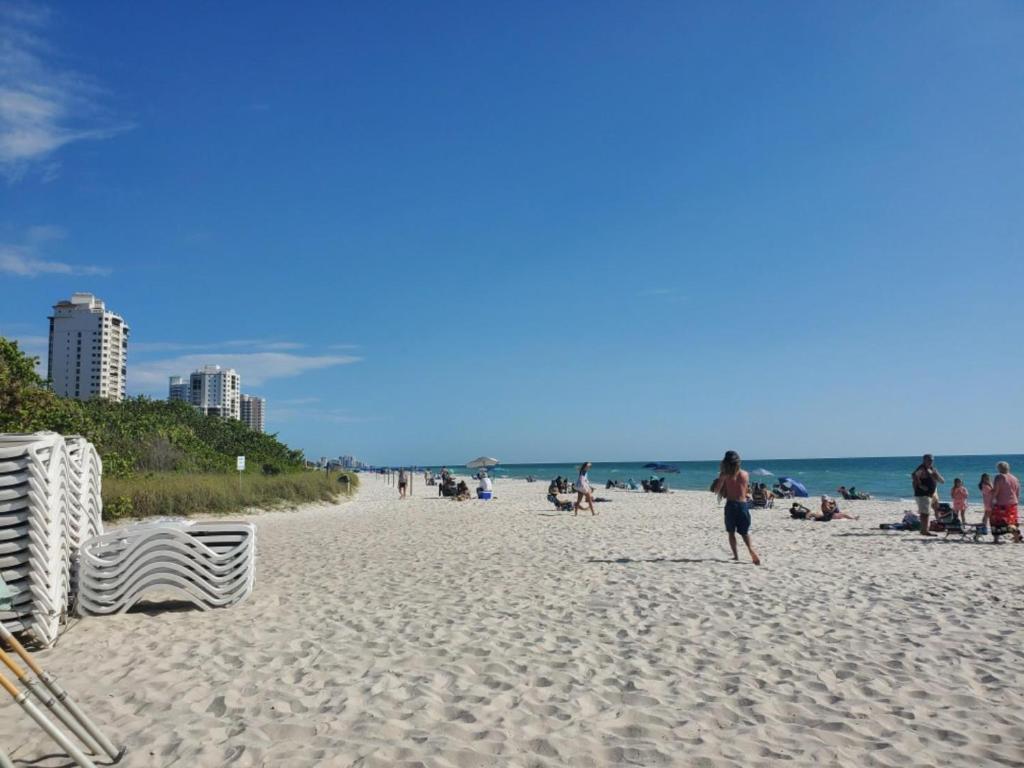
[
  {"xmin": 168, "ymin": 376, "xmax": 190, "ymax": 403},
  {"xmin": 240, "ymin": 394, "xmax": 266, "ymax": 433},
  {"xmin": 189, "ymin": 365, "xmax": 240, "ymax": 420},
  {"xmin": 47, "ymin": 293, "xmax": 129, "ymax": 402}
]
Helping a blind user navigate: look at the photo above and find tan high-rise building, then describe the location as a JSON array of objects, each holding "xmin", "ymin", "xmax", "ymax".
[
  {"xmin": 47, "ymin": 293, "xmax": 129, "ymax": 401},
  {"xmin": 240, "ymin": 394, "xmax": 266, "ymax": 433}
]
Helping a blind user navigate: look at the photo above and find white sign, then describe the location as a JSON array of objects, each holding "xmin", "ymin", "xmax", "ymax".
[{"xmin": 236, "ymin": 456, "xmax": 246, "ymax": 471}]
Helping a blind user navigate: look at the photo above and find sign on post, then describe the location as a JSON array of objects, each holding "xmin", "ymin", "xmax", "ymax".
[{"xmin": 237, "ymin": 456, "xmax": 245, "ymax": 491}]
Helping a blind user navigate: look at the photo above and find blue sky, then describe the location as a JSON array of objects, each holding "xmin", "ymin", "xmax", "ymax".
[{"xmin": 1, "ymin": 1, "xmax": 1021, "ymax": 465}]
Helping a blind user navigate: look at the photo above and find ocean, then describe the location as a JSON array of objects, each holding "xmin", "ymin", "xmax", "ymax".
[{"xmin": 448, "ymin": 455, "xmax": 1024, "ymax": 501}]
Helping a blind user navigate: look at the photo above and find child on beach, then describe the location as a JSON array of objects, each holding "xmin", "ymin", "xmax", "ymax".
[
  {"xmin": 951, "ymin": 478, "xmax": 968, "ymax": 525},
  {"xmin": 710, "ymin": 450, "xmax": 760, "ymax": 565},
  {"xmin": 978, "ymin": 473, "xmax": 994, "ymax": 529}
]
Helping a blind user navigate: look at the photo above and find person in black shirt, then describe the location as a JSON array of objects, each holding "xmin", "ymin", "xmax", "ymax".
[{"xmin": 911, "ymin": 454, "xmax": 945, "ymax": 537}]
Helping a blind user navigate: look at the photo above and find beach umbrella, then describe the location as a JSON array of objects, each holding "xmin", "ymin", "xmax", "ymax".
[
  {"xmin": 780, "ymin": 477, "xmax": 809, "ymax": 497},
  {"xmin": 465, "ymin": 457, "xmax": 500, "ymax": 469}
]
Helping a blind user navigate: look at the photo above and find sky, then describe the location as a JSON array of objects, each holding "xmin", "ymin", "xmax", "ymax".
[{"xmin": 1, "ymin": 1, "xmax": 1022, "ymax": 466}]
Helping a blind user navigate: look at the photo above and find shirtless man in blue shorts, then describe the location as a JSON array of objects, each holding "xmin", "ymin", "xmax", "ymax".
[{"xmin": 710, "ymin": 450, "xmax": 761, "ymax": 565}]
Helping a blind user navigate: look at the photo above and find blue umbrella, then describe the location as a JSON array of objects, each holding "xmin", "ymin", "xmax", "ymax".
[{"xmin": 780, "ymin": 477, "xmax": 808, "ymax": 497}]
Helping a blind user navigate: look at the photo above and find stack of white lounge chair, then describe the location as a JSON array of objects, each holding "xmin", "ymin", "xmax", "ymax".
[
  {"xmin": 0, "ymin": 432, "xmax": 102, "ymax": 646},
  {"xmin": 77, "ymin": 520, "xmax": 256, "ymax": 615}
]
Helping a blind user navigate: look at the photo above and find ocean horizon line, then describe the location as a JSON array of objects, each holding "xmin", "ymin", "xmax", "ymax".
[{"xmin": 423, "ymin": 451, "xmax": 1024, "ymax": 468}]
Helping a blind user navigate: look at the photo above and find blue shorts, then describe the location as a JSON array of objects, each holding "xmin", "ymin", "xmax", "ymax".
[{"xmin": 724, "ymin": 500, "xmax": 751, "ymax": 535}]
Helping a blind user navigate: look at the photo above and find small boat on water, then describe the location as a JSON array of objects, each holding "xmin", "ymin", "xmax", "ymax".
[{"xmin": 643, "ymin": 463, "xmax": 680, "ymax": 474}]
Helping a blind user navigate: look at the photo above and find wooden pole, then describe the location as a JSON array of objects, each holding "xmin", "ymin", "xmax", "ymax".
[
  {"xmin": 0, "ymin": 647, "xmax": 101, "ymax": 754},
  {"xmin": 0, "ymin": 668, "xmax": 97, "ymax": 768},
  {"xmin": 0, "ymin": 624, "xmax": 125, "ymax": 761}
]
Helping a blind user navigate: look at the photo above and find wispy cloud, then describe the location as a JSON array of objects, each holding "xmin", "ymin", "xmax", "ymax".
[
  {"xmin": 278, "ymin": 396, "xmax": 321, "ymax": 406},
  {"xmin": 130, "ymin": 352, "xmax": 361, "ymax": 393},
  {"xmin": 0, "ymin": 233, "xmax": 109, "ymax": 277},
  {"xmin": 131, "ymin": 338, "xmax": 307, "ymax": 353},
  {"xmin": 0, "ymin": 2, "xmax": 132, "ymax": 180}
]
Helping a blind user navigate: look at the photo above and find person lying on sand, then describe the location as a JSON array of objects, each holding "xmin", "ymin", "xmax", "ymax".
[
  {"xmin": 820, "ymin": 495, "xmax": 858, "ymax": 521},
  {"xmin": 789, "ymin": 502, "xmax": 811, "ymax": 519}
]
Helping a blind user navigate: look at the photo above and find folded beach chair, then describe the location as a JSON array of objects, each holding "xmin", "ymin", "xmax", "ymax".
[
  {"xmin": 0, "ymin": 433, "xmax": 95, "ymax": 647},
  {"xmin": 929, "ymin": 504, "xmax": 968, "ymax": 538},
  {"xmin": 77, "ymin": 520, "xmax": 256, "ymax": 615}
]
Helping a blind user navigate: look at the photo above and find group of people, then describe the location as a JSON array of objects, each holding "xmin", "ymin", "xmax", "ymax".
[{"xmin": 913, "ymin": 455, "xmax": 1020, "ymax": 539}]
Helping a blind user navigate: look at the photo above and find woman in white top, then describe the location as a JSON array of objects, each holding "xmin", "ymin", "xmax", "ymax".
[{"xmin": 574, "ymin": 462, "xmax": 596, "ymax": 516}]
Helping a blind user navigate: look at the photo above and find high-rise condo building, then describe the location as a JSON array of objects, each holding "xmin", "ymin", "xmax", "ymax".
[
  {"xmin": 168, "ymin": 376, "xmax": 190, "ymax": 403},
  {"xmin": 189, "ymin": 365, "xmax": 240, "ymax": 420},
  {"xmin": 239, "ymin": 394, "xmax": 266, "ymax": 433},
  {"xmin": 47, "ymin": 293, "xmax": 129, "ymax": 402}
]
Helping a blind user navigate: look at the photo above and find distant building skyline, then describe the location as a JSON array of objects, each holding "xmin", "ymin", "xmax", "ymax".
[
  {"xmin": 168, "ymin": 376, "xmax": 189, "ymax": 403},
  {"xmin": 240, "ymin": 394, "xmax": 266, "ymax": 433},
  {"xmin": 47, "ymin": 293, "xmax": 128, "ymax": 402}
]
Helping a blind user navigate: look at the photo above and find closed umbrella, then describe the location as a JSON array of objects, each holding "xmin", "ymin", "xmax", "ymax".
[{"xmin": 466, "ymin": 456, "xmax": 500, "ymax": 469}]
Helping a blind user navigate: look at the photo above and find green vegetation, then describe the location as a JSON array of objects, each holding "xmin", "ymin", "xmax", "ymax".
[
  {"xmin": 0, "ymin": 336, "xmax": 357, "ymax": 517},
  {"xmin": 103, "ymin": 471, "xmax": 356, "ymax": 519}
]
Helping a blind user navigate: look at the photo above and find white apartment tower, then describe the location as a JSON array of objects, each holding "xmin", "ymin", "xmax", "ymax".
[
  {"xmin": 168, "ymin": 376, "xmax": 190, "ymax": 403},
  {"xmin": 239, "ymin": 394, "xmax": 266, "ymax": 433},
  {"xmin": 47, "ymin": 293, "xmax": 129, "ymax": 401},
  {"xmin": 189, "ymin": 366, "xmax": 240, "ymax": 420}
]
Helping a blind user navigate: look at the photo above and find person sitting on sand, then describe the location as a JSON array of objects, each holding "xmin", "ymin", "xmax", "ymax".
[
  {"xmin": 454, "ymin": 480, "xmax": 471, "ymax": 501},
  {"xmin": 820, "ymin": 495, "xmax": 858, "ymax": 521},
  {"xmin": 710, "ymin": 450, "xmax": 761, "ymax": 565}
]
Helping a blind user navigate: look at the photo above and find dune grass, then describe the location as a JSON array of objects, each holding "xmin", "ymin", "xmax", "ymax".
[{"xmin": 102, "ymin": 470, "xmax": 358, "ymax": 520}]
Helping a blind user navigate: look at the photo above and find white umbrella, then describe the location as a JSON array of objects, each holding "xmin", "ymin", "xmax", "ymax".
[{"xmin": 466, "ymin": 456, "xmax": 500, "ymax": 469}]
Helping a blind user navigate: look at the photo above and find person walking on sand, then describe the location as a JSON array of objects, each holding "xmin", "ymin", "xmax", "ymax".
[
  {"xmin": 911, "ymin": 454, "xmax": 944, "ymax": 536},
  {"xmin": 710, "ymin": 450, "xmax": 760, "ymax": 565},
  {"xmin": 574, "ymin": 462, "xmax": 596, "ymax": 516},
  {"xmin": 398, "ymin": 468, "xmax": 408, "ymax": 499}
]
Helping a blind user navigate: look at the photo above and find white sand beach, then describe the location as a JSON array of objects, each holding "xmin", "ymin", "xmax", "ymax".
[{"xmin": 3, "ymin": 476, "xmax": 1022, "ymax": 767}]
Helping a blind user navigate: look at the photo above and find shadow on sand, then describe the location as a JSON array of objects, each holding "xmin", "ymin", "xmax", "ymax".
[
  {"xmin": 587, "ymin": 556, "xmax": 735, "ymax": 565},
  {"xmin": 126, "ymin": 598, "xmax": 202, "ymax": 616}
]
